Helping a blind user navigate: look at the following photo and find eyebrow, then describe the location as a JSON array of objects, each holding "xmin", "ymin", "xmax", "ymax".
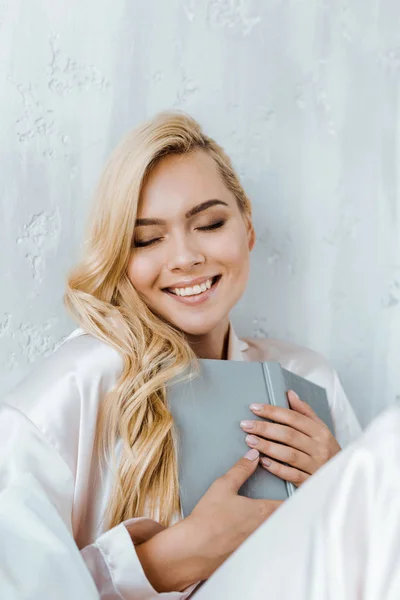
[{"xmin": 135, "ymin": 199, "xmax": 228, "ymax": 227}]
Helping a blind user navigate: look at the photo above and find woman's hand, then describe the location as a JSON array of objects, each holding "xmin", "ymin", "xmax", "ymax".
[
  {"xmin": 188, "ymin": 448, "xmax": 282, "ymax": 573},
  {"xmin": 135, "ymin": 449, "xmax": 282, "ymax": 593},
  {"xmin": 240, "ymin": 391, "xmax": 341, "ymax": 487}
]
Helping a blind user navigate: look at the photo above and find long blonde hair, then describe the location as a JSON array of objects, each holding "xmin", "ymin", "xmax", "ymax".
[{"xmin": 65, "ymin": 111, "xmax": 252, "ymax": 528}]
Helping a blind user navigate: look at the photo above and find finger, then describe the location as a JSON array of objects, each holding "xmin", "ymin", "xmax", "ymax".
[
  {"xmin": 221, "ymin": 448, "xmax": 260, "ymax": 493},
  {"xmin": 287, "ymin": 390, "xmax": 323, "ymax": 424},
  {"xmin": 249, "ymin": 403, "xmax": 318, "ymax": 437},
  {"xmin": 260, "ymin": 456, "xmax": 310, "ymax": 487},
  {"xmin": 245, "ymin": 436, "xmax": 314, "ymax": 473},
  {"xmin": 240, "ymin": 420, "xmax": 315, "ymax": 455}
]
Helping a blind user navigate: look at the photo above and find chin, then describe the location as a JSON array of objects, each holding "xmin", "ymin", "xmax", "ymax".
[{"xmin": 168, "ymin": 316, "xmax": 224, "ymax": 338}]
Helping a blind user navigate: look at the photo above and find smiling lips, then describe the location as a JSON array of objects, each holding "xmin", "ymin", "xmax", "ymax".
[
  {"xmin": 171, "ymin": 278, "xmax": 213, "ymax": 297},
  {"xmin": 163, "ymin": 275, "xmax": 220, "ymax": 301}
]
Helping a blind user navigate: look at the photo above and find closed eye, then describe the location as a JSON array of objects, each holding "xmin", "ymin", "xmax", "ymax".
[
  {"xmin": 134, "ymin": 237, "xmax": 162, "ymax": 248},
  {"xmin": 134, "ymin": 220, "xmax": 225, "ymax": 247},
  {"xmin": 197, "ymin": 220, "xmax": 225, "ymax": 232}
]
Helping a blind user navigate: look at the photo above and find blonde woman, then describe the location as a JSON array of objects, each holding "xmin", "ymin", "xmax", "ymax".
[{"xmin": 1, "ymin": 112, "xmax": 361, "ymax": 599}]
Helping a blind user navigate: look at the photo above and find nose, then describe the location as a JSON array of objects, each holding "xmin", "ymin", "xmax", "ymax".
[{"xmin": 165, "ymin": 231, "xmax": 205, "ymax": 272}]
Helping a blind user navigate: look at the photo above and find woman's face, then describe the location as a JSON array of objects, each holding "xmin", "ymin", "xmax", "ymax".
[{"xmin": 127, "ymin": 150, "xmax": 254, "ymax": 336}]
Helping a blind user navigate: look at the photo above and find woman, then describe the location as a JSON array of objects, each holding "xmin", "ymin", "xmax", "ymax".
[{"xmin": 2, "ymin": 111, "xmax": 361, "ymax": 598}]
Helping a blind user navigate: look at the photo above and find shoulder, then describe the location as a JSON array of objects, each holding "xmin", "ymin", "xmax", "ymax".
[
  {"xmin": 243, "ymin": 336, "xmax": 336, "ymax": 392},
  {"xmin": 5, "ymin": 332, "xmax": 124, "ymax": 459}
]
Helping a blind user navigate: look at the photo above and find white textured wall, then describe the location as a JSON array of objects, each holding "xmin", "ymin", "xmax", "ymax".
[{"xmin": 1, "ymin": 0, "xmax": 399, "ymax": 427}]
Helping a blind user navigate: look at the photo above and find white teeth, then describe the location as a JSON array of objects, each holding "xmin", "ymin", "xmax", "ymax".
[{"xmin": 172, "ymin": 278, "xmax": 215, "ymax": 297}]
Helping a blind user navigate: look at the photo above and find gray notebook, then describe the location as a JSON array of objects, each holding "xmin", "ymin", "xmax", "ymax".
[{"xmin": 168, "ymin": 360, "xmax": 334, "ymax": 517}]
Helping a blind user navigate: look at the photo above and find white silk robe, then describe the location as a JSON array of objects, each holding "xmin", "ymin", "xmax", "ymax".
[
  {"xmin": 0, "ymin": 325, "xmax": 361, "ymax": 599},
  {"xmin": 198, "ymin": 403, "xmax": 400, "ymax": 599}
]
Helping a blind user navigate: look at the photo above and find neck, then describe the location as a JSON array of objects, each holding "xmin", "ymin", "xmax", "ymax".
[{"xmin": 185, "ymin": 319, "xmax": 231, "ymax": 360}]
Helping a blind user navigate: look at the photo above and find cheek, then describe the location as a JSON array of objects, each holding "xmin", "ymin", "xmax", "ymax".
[
  {"xmin": 127, "ymin": 253, "xmax": 159, "ymax": 293},
  {"xmin": 209, "ymin": 225, "xmax": 250, "ymax": 272}
]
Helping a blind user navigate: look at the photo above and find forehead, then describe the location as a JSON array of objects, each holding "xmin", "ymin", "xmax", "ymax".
[{"xmin": 138, "ymin": 150, "xmax": 235, "ymax": 218}]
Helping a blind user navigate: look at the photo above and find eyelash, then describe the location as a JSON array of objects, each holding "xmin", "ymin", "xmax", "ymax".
[
  {"xmin": 134, "ymin": 220, "xmax": 226, "ymax": 248},
  {"xmin": 134, "ymin": 239, "xmax": 160, "ymax": 248},
  {"xmin": 198, "ymin": 220, "xmax": 225, "ymax": 231}
]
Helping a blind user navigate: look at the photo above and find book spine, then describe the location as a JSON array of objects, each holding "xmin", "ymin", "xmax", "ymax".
[{"xmin": 261, "ymin": 362, "xmax": 296, "ymax": 498}]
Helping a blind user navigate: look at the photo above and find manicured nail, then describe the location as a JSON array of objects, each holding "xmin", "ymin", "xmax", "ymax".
[
  {"xmin": 249, "ymin": 403, "xmax": 263, "ymax": 412},
  {"xmin": 244, "ymin": 449, "xmax": 259, "ymax": 461},
  {"xmin": 240, "ymin": 420, "xmax": 254, "ymax": 430},
  {"xmin": 261, "ymin": 457, "xmax": 271, "ymax": 467},
  {"xmin": 246, "ymin": 435, "xmax": 259, "ymax": 447}
]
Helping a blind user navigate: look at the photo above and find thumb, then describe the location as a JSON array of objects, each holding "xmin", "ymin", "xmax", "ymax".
[{"xmin": 223, "ymin": 449, "xmax": 260, "ymax": 493}]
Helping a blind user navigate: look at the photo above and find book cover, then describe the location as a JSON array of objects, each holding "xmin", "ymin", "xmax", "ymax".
[{"xmin": 168, "ymin": 360, "xmax": 333, "ymax": 516}]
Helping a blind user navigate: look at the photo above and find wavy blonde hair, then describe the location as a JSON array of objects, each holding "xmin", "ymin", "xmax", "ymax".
[{"xmin": 65, "ymin": 111, "xmax": 252, "ymax": 528}]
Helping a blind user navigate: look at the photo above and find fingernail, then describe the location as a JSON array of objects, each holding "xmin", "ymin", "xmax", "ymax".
[
  {"xmin": 249, "ymin": 403, "xmax": 263, "ymax": 412},
  {"xmin": 240, "ymin": 420, "xmax": 254, "ymax": 430},
  {"xmin": 246, "ymin": 434, "xmax": 259, "ymax": 447},
  {"xmin": 261, "ymin": 457, "xmax": 271, "ymax": 467},
  {"xmin": 244, "ymin": 448, "xmax": 259, "ymax": 461},
  {"xmin": 288, "ymin": 390, "xmax": 299, "ymax": 401}
]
